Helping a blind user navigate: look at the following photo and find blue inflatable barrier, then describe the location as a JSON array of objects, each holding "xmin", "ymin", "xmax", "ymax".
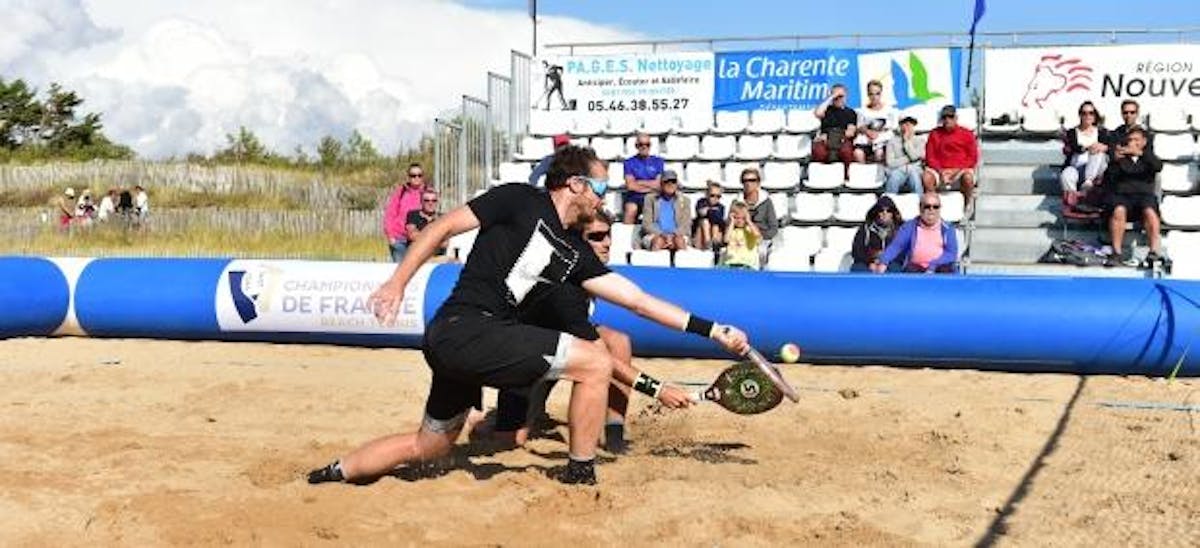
[
  {"xmin": 5, "ymin": 257, "xmax": 1200, "ymax": 376},
  {"xmin": 0, "ymin": 257, "xmax": 69, "ymax": 338}
]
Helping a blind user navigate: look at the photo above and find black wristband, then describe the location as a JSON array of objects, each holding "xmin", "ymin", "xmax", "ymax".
[
  {"xmin": 633, "ymin": 372, "xmax": 663, "ymax": 398},
  {"xmin": 685, "ymin": 315, "xmax": 715, "ymax": 338}
]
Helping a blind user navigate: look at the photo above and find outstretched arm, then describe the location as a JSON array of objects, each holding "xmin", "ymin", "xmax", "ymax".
[
  {"xmin": 581, "ymin": 272, "xmax": 749, "ymax": 355},
  {"xmin": 369, "ymin": 206, "xmax": 480, "ymax": 323}
]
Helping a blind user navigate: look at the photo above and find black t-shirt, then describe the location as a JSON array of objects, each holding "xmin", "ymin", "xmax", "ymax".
[
  {"xmin": 442, "ymin": 184, "xmax": 610, "ymax": 319},
  {"xmin": 820, "ymin": 105, "xmax": 858, "ymax": 132},
  {"xmin": 406, "ymin": 210, "xmax": 434, "ymax": 232},
  {"xmin": 518, "ymin": 282, "xmax": 598, "ymax": 341}
]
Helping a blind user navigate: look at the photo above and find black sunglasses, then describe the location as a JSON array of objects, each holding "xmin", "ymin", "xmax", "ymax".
[
  {"xmin": 741, "ymin": 178, "xmax": 760, "ymax": 183},
  {"xmin": 585, "ymin": 230, "xmax": 611, "ymax": 242},
  {"xmin": 921, "ymin": 203, "xmax": 941, "ymax": 210},
  {"xmin": 635, "ymin": 142, "xmax": 651, "ymax": 148},
  {"xmin": 422, "ymin": 198, "xmax": 438, "ymax": 203},
  {"xmin": 1122, "ymin": 110, "xmax": 1138, "ymax": 115},
  {"xmin": 409, "ymin": 172, "xmax": 424, "ymax": 178}
]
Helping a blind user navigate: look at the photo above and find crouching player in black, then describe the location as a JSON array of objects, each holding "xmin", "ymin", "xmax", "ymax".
[{"xmin": 307, "ymin": 145, "xmax": 747, "ymax": 486}]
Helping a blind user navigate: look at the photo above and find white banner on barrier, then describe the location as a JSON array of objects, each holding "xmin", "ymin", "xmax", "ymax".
[
  {"xmin": 985, "ymin": 44, "xmax": 1200, "ymax": 118},
  {"xmin": 215, "ymin": 261, "xmax": 432, "ymax": 335},
  {"xmin": 531, "ymin": 52, "xmax": 714, "ymax": 119}
]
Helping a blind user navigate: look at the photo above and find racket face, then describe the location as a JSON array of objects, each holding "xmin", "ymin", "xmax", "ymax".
[
  {"xmin": 707, "ymin": 362, "xmax": 784, "ymax": 415},
  {"xmin": 746, "ymin": 348, "xmax": 800, "ymax": 403}
]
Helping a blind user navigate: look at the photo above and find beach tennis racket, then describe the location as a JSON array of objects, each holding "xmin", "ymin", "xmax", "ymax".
[
  {"xmin": 690, "ymin": 361, "xmax": 784, "ymax": 415},
  {"xmin": 744, "ymin": 348, "xmax": 800, "ymax": 403}
]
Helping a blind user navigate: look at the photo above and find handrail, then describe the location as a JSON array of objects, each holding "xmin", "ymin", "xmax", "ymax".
[{"xmin": 545, "ymin": 27, "xmax": 1200, "ymax": 53}]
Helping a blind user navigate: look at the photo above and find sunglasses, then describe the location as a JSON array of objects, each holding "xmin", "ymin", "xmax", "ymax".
[
  {"xmin": 422, "ymin": 198, "xmax": 438, "ymax": 203},
  {"xmin": 1080, "ymin": 110, "xmax": 1096, "ymax": 115},
  {"xmin": 741, "ymin": 178, "xmax": 760, "ymax": 183},
  {"xmin": 635, "ymin": 142, "xmax": 651, "ymax": 148},
  {"xmin": 576, "ymin": 176, "xmax": 608, "ymax": 196},
  {"xmin": 708, "ymin": 193, "xmax": 721, "ymax": 199},
  {"xmin": 1122, "ymin": 110, "xmax": 1138, "ymax": 115},
  {"xmin": 921, "ymin": 203, "xmax": 941, "ymax": 210},
  {"xmin": 585, "ymin": 230, "xmax": 611, "ymax": 242},
  {"xmin": 409, "ymin": 172, "xmax": 424, "ymax": 178}
]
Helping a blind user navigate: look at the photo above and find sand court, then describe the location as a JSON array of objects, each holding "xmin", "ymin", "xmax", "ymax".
[{"xmin": 0, "ymin": 338, "xmax": 1197, "ymax": 546}]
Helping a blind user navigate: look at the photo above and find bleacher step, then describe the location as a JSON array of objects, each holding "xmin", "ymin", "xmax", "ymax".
[
  {"xmin": 965, "ymin": 261, "xmax": 1151, "ymax": 278},
  {"xmin": 972, "ymin": 195, "xmax": 1061, "ymax": 227},
  {"xmin": 969, "ymin": 227, "xmax": 1151, "ymax": 263},
  {"xmin": 979, "ymin": 140, "xmax": 1064, "ymax": 165}
]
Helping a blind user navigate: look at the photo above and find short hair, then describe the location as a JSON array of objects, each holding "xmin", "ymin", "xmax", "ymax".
[
  {"xmin": 866, "ymin": 79, "xmax": 883, "ymax": 91},
  {"xmin": 740, "ymin": 167, "xmax": 762, "ymax": 182},
  {"xmin": 1126, "ymin": 126, "xmax": 1147, "ymax": 139},
  {"xmin": 545, "ymin": 145, "xmax": 600, "ymax": 190},
  {"xmin": 706, "ymin": 180, "xmax": 722, "ymax": 191},
  {"xmin": 592, "ymin": 208, "xmax": 615, "ymax": 226},
  {"xmin": 421, "ymin": 189, "xmax": 438, "ymax": 198},
  {"xmin": 1121, "ymin": 99, "xmax": 1139, "ymax": 111},
  {"xmin": 831, "ymin": 83, "xmax": 846, "ymax": 91}
]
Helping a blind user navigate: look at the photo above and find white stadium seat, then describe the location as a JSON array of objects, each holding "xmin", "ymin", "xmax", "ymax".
[
  {"xmin": 956, "ymin": 228, "xmax": 967, "ymax": 259},
  {"xmin": 641, "ymin": 113, "xmax": 675, "ymax": 135},
  {"xmin": 834, "ymin": 193, "xmax": 877, "ymax": 222},
  {"xmin": 528, "ymin": 110, "xmax": 571, "ymax": 137},
  {"xmin": 776, "ymin": 226, "xmax": 823, "ymax": 257},
  {"xmin": 624, "ymin": 137, "xmax": 660, "ymax": 158},
  {"xmin": 769, "ymin": 193, "xmax": 790, "ymax": 221},
  {"xmin": 673, "ymin": 249, "xmax": 715, "ymax": 269},
  {"xmin": 748, "ymin": 110, "xmax": 786, "ymax": 134},
  {"xmin": 765, "ymin": 246, "xmax": 812, "ymax": 272},
  {"xmin": 677, "ymin": 114, "xmax": 713, "ymax": 135},
  {"xmin": 607, "ymin": 162, "xmax": 625, "ymax": 189},
  {"xmin": 498, "ymin": 162, "xmax": 532, "ymax": 183},
  {"xmin": 1162, "ymin": 196, "xmax": 1200, "ymax": 228},
  {"xmin": 1166, "ymin": 231, "xmax": 1200, "ymax": 279},
  {"xmin": 805, "ymin": 162, "xmax": 845, "ymax": 190},
  {"xmin": 886, "ymin": 192, "xmax": 920, "ymax": 221},
  {"xmin": 1189, "ymin": 107, "xmax": 1200, "ymax": 132},
  {"xmin": 699, "ymin": 135, "xmax": 737, "ymax": 161},
  {"xmin": 517, "ymin": 136, "xmax": 553, "ymax": 161},
  {"xmin": 662, "ymin": 135, "xmax": 700, "ymax": 161},
  {"xmin": 824, "ymin": 226, "xmax": 858, "ymax": 253},
  {"xmin": 606, "ymin": 113, "xmax": 642, "ymax": 136},
  {"xmin": 572, "ymin": 116, "xmax": 608, "ymax": 136},
  {"xmin": 590, "ymin": 137, "xmax": 625, "ymax": 160},
  {"xmin": 982, "ymin": 109, "xmax": 1019, "ymax": 135},
  {"xmin": 762, "ymin": 162, "xmax": 802, "ymax": 191},
  {"xmin": 811, "ymin": 249, "xmax": 852, "ymax": 272},
  {"xmin": 736, "ymin": 135, "xmax": 774, "ymax": 161},
  {"xmin": 714, "ymin": 111, "xmax": 750, "ymax": 134},
  {"xmin": 1154, "ymin": 134, "xmax": 1197, "ymax": 161},
  {"xmin": 901, "ymin": 104, "xmax": 940, "ymax": 133},
  {"xmin": 447, "ymin": 228, "xmax": 478, "ymax": 262},
  {"xmin": 723, "ymin": 162, "xmax": 758, "ymax": 190},
  {"xmin": 610, "ymin": 222, "xmax": 637, "ymax": 255},
  {"xmin": 1160, "ymin": 163, "xmax": 1193, "ymax": 194},
  {"xmin": 686, "ymin": 162, "xmax": 723, "ymax": 189},
  {"xmin": 1148, "ymin": 108, "xmax": 1191, "ymax": 133},
  {"xmin": 603, "ymin": 191, "xmax": 622, "ymax": 217},
  {"xmin": 956, "ymin": 107, "xmax": 979, "ymax": 131},
  {"xmin": 845, "ymin": 163, "xmax": 883, "ymax": 190},
  {"xmin": 1020, "ymin": 108, "xmax": 1062, "ymax": 134},
  {"xmin": 792, "ymin": 192, "xmax": 835, "ymax": 222},
  {"xmin": 773, "ymin": 134, "xmax": 812, "ymax": 160},
  {"xmin": 629, "ymin": 249, "xmax": 672, "ymax": 267},
  {"xmin": 785, "ymin": 109, "xmax": 820, "ymax": 133},
  {"xmin": 940, "ymin": 192, "xmax": 965, "ymax": 223}
]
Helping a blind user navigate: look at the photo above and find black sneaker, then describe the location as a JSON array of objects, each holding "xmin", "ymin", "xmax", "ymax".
[
  {"xmin": 604, "ymin": 423, "xmax": 628, "ymax": 455},
  {"xmin": 1104, "ymin": 252, "xmax": 1122, "ymax": 268},
  {"xmin": 306, "ymin": 462, "xmax": 345, "ymax": 484},
  {"xmin": 556, "ymin": 459, "xmax": 597, "ymax": 485}
]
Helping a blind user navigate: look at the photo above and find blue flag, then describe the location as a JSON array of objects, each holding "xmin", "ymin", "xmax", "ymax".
[{"xmin": 969, "ymin": 0, "xmax": 986, "ymax": 37}]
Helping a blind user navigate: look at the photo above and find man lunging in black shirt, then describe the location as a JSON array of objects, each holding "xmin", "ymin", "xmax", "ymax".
[{"xmin": 307, "ymin": 146, "xmax": 749, "ymax": 485}]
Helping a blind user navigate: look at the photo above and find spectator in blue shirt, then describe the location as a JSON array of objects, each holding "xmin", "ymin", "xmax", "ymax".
[
  {"xmin": 640, "ymin": 170, "xmax": 691, "ymax": 251},
  {"xmin": 622, "ymin": 132, "xmax": 665, "ymax": 223},
  {"xmin": 528, "ymin": 134, "xmax": 572, "ymax": 186}
]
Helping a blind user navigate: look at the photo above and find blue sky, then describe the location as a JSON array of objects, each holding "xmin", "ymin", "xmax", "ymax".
[{"xmin": 463, "ymin": 0, "xmax": 1199, "ymax": 49}]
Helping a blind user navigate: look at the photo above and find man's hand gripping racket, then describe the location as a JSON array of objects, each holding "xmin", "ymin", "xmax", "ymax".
[{"xmin": 695, "ymin": 325, "xmax": 801, "ymax": 415}]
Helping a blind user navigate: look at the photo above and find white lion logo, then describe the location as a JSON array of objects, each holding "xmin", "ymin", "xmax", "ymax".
[{"xmin": 1021, "ymin": 54, "xmax": 1093, "ymax": 108}]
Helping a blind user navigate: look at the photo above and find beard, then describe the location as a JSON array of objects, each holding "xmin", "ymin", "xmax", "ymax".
[{"xmin": 570, "ymin": 197, "xmax": 597, "ymax": 228}]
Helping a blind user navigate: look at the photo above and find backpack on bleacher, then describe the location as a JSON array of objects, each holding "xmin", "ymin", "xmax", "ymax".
[{"xmin": 1039, "ymin": 239, "xmax": 1107, "ymax": 267}]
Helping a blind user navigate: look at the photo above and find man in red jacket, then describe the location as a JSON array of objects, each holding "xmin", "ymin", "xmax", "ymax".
[{"xmin": 923, "ymin": 105, "xmax": 979, "ymax": 206}]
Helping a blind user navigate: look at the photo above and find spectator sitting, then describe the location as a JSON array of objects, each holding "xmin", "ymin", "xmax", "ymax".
[
  {"xmin": 76, "ymin": 190, "xmax": 97, "ymax": 226},
  {"xmin": 529, "ymin": 133, "xmax": 571, "ymax": 187},
  {"xmin": 406, "ymin": 190, "xmax": 446, "ymax": 257},
  {"xmin": 851, "ymin": 195, "xmax": 903, "ymax": 272},
  {"xmin": 872, "ymin": 193, "xmax": 958, "ymax": 274},
  {"xmin": 56, "ymin": 187, "xmax": 76, "ymax": 229},
  {"xmin": 1104, "ymin": 127, "xmax": 1164, "ymax": 268},
  {"xmin": 622, "ymin": 132, "xmax": 665, "ymax": 224},
  {"xmin": 691, "ymin": 180, "xmax": 727, "ymax": 250},
  {"xmin": 382, "ymin": 163, "xmax": 428, "ymax": 262},
  {"xmin": 923, "ymin": 105, "xmax": 979, "ymax": 209},
  {"xmin": 1106, "ymin": 99, "xmax": 1153, "ymax": 159},
  {"xmin": 721, "ymin": 201, "xmax": 761, "ymax": 269},
  {"xmin": 884, "ymin": 116, "xmax": 926, "ymax": 195},
  {"xmin": 640, "ymin": 170, "xmax": 691, "ymax": 251},
  {"xmin": 854, "ymin": 79, "xmax": 896, "ymax": 163},
  {"xmin": 97, "ymin": 188, "xmax": 116, "ymax": 222},
  {"xmin": 133, "ymin": 185, "xmax": 149, "ymax": 218},
  {"xmin": 116, "ymin": 186, "xmax": 134, "ymax": 217},
  {"xmin": 811, "ymin": 83, "xmax": 858, "ymax": 167},
  {"xmin": 1060, "ymin": 100, "xmax": 1109, "ymax": 212},
  {"xmin": 739, "ymin": 167, "xmax": 779, "ymax": 264}
]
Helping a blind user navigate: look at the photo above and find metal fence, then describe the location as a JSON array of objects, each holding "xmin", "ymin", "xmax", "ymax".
[
  {"xmin": 510, "ymin": 51, "xmax": 534, "ymax": 151},
  {"xmin": 0, "ymin": 207, "xmax": 380, "ymax": 238},
  {"xmin": 462, "ymin": 95, "xmax": 491, "ymax": 205},
  {"xmin": 487, "ymin": 72, "xmax": 513, "ymax": 180},
  {"xmin": 432, "ymin": 118, "xmax": 464, "ymax": 210}
]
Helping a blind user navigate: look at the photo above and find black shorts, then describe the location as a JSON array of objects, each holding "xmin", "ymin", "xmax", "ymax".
[
  {"xmin": 421, "ymin": 308, "xmax": 572, "ymax": 432},
  {"xmin": 1107, "ymin": 193, "xmax": 1159, "ymax": 219}
]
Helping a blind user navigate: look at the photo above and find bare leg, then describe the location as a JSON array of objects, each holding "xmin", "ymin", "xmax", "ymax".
[
  {"xmin": 598, "ymin": 327, "xmax": 633, "ymax": 424},
  {"xmin": 1110, "ymin": 205, "xmax": 1128, "ymax": 255},
  {"xmin": 921, "ymin": 169, "xmax": 938, "ymax": 193},
  {"xmin": 339, "ymin": 427, "xmax": 459, "ymax": 480},
  {"xmin": 623, "ymin": 201, "xmax": 639, "ymax": 225},
  {"xmin": 558, "ymin": 337, "xmax": 615, "ymax": 461},
  {"xmin": 1145, "ymin": 208, "xmax": 1161, "ymax": 253}
]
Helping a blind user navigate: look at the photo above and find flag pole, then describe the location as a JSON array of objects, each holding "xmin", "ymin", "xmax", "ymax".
[{"xmin": 531, "ymin": 0, "xmax": 538, "ymax": 57}]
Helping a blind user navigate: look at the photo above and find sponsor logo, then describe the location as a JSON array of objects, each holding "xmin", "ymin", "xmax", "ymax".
[
  {"xmin": 1021, "ymin": 54, "xmax": 1093, "ymax": 108},
  {"xmin": 890, "ymin": 52, "xmax": 948, "ymax": 109},
  {"xmin": 227, "ymin": 264, "xmax": 282, "ymax": 324}
]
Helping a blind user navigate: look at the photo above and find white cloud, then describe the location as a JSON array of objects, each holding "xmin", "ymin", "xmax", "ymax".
[{"xmin": 0, "ymin": 0, "xmax": 637, "ymax": 158}]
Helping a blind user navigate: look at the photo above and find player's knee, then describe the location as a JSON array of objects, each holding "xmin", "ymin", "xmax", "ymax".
[
  {"xmin": 573, "ymin": 338, "xmax": 614, "ymax": 384},
  {"xmin": 598, "ymin": 327, "xmax": 632, "ymax": 357}
]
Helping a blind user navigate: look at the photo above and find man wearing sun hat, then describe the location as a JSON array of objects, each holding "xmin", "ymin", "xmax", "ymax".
[
  {"xmin": 56, "ymin": 187, "xmax": 76, "ymax": 228},
  {"xmin": 528, "ymin": 133, "xmax": 573, "ymax": 187}
]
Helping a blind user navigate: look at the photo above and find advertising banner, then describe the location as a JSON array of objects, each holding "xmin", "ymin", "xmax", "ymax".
[
  {"xmin": 985, "ymin": 44, "xmax": 1200, "ymax": 117},
  {"xmin": 531, "ymin": 52, "xmax": 714, "ymax": 117},
  {"xmin": 713, "ymin": 48, "xmax": 961, "ymax": 112},
  {"xmin": 215, "ymin": 261, "xmax": 432, "ymax": 335}
]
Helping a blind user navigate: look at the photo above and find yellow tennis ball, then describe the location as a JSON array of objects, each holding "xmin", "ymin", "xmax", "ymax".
[{"xmin": 779, "ymin": 343, "xmax": 801, "ymax": 364}]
